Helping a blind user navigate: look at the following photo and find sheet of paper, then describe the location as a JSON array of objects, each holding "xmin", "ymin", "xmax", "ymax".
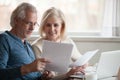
[
  {"xmin": 70, "ymin": 49, "xmax": 99, "ymax": 67},
  {"xmin": 41, "ymin": 40, "xmax": 73, "ymax": 73}
]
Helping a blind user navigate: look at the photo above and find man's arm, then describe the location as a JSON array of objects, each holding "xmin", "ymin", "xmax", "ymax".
[{"xmin": 0, "ymin": 67, "xmax": 21, "ymax": 79}]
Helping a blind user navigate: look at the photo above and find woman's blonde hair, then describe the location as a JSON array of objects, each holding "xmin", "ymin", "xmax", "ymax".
[{"xmin": 39, "ymin": 7, "xmax": 66, "ymax": 39}]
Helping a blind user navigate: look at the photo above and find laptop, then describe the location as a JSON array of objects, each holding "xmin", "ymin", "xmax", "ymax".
[{"xmin": 97, "ymin": 50, "xmax": 120, "ymax": 80}]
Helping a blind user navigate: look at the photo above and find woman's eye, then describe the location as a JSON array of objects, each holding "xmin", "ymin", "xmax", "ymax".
[{"xmin": 54, "ymin": 24, "xmax": 59, "ymax": 27}]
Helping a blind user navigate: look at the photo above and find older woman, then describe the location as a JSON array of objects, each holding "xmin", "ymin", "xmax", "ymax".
[{"xmin": 32, "ymin": 7, "xmax": 86, "ymax": 80}]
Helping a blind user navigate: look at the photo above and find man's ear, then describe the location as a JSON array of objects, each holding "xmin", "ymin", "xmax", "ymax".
[{"xmin": 14, "ymin": 17, "xmax": 19, "ymax": 24}]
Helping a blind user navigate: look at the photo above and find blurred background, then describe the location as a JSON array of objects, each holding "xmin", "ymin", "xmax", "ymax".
[{"xmin": 0, "ymin": 0, "xmax": 120, "ymax": 65}]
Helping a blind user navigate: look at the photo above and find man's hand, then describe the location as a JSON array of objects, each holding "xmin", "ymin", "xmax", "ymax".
[{"xmin": 21, "ymin": 58, "xmax": 50, "ymax": 75}]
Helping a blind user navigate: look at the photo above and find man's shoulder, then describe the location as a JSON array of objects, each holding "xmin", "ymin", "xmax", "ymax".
[
  {"xmin": 0, "ymin": 31, "xmax": 9, "ymax": 39},
  {"xmin": 0, "ymin": 31, "xmax": 16, "ymax": 44},
  {"xmin": 0, "ymin": 32, "xmax": 10, "ymax": 45}
]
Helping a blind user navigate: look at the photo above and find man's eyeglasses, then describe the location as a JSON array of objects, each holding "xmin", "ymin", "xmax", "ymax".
[{"xmin": 21, "ymin": 19, "xmax": 39, "ymax": 27}]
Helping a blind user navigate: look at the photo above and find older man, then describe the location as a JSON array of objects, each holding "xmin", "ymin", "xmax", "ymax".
[{"xmin": 0, "ymin": 3, "xmax": 49, "ymax": 80}]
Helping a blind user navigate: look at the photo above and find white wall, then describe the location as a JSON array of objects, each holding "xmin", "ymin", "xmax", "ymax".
[
  {"xmin": 28, "ymin": 36, "xmax": 120, "ymax": 65},
  {"xmin": 72, "ymin": 37, "xmax": 120, "ymax": 65}
]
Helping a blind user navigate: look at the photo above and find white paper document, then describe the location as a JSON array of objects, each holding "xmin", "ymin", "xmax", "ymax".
[
  {"xmin": 41, "ymin": 40, "xmax": 73, "ymax": 73},
  {"xmin": 70, "ymin": 49, "xmax": 99, "ymax": 67}
]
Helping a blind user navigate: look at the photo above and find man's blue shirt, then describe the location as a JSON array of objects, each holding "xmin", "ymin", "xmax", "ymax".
[{"xmin": 0, "ymin": 31, "xmax": 41, "ymax": 80}]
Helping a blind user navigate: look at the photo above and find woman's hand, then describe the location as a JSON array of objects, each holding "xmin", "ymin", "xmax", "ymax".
[
  {"xmin": 66, "ymin": 66, "xmax": 85, "ymax": 77},
  {"xmin": 65, "ymin": 63, "xmax": 88, "ymax": 77},
  {"xmin": 40, "ymin": 70, "xmax": 56, "ymax": 80},
  {"xmin": 81, "ymin": 63, "xmax": 89, "ymax": 69}
]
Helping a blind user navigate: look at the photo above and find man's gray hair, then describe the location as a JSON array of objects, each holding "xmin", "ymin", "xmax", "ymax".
[{"xmin": 10, "ymin": 2, "xmax": 37, "ymax": 27}]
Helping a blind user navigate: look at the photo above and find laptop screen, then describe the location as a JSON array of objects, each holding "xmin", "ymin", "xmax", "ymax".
[{"xmin": 97, "ymin": 50, "xmax": 120, "ymax": 79}]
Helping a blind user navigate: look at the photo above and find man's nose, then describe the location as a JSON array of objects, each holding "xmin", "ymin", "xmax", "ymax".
[{"xmin": 30, "ymin": 23, "xmax": 38, "ymax": 30}]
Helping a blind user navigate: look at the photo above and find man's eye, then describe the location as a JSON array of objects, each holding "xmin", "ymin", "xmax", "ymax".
[
  {"xmin": 26, "ymin": 22, "xmax": 37, "ymax": 26},
  {"xmin": 46, "ymin": 24, "xmax": 51, "ymax": 27},
  {"xmin": 33, "ymin": 22, "xmax": 37, "ymax": 26},
  {"xmin": 27, "ymin": 22, "xmax": 32, "ymax": 25}
]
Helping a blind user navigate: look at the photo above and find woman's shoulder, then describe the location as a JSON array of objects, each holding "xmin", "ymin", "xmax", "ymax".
[
  {"xmin": 62, "ymin": 36, "xmax": 74, "ymax": 43},
  {"xmin": 32, "ymin": 37, "xmax": 44, "ymax": 46}
]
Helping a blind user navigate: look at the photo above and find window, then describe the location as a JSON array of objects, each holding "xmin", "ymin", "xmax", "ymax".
[{"xmin": 0, "ymin": 0, "xmax": 119, "ymax": 37}]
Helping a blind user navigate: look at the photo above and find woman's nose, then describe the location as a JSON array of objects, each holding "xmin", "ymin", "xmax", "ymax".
[{"xmin": 50, "ymin": 25, "xmax": 55, "ymax": 31}]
